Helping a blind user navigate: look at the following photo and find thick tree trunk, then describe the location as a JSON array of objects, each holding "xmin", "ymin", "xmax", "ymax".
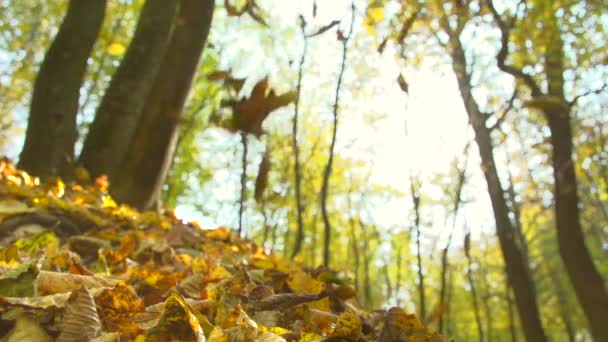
[
  {"xmin": 111, "ymin": 0, "xmax": 215, "ymax": 211},
  {"xmin": 448, "ymin": 38, "xmax": 547, "ymax": 341},
  {"xmin": 79, "ymin": 0, "xmax": 179, "ymax": 180},
  {"xmin": 19, "ymin": 0, "xmax": 106, "ymax": 179}
]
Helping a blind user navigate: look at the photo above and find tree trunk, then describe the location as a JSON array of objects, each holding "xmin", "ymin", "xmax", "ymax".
[
  {"xmin": 79, "ymin": 0, "xmax": 179, "ymax": 180},
  {"xmin": 19, "ymin": 0, "xmax": 106, "ymax": 179},
  {"xmin": 464, "ymin": 234, "xmax": 484, "ymax": 342},
  {"xmin": 410, "ymin": 177, "xmax": 426, "ymax": 320},
  {"xmin": 439, "ymin": 148, "xmax": 467, "ymax": 333},
  {"xmin": 321, "ymin": 7, "xmax": 354, "ymax": 267},
  {"xmin": 545, "ymin": 106, "xmax": 608, "ymax": 340},
  {"xmin": 448, "ymin": 36, "xmax": 547, "ymax": 341},
  {"xmin": 238, "ymin": 132, "xmax": 248, "ymax": 235},
  {"xmin": 361, "ymin": 224, "xmax": 373, "ymax": 308},
  {"xmin": 346, "ymin": 191, "xmax": 361, "ymax": 292},
  {"xmin": 290, "ymin": 19, "xmax": 307, "ymax": 259},
  {"xmin": 110, "ymin": 0, "xmax": 215, "ymax": 210},
  {"xmin": 505, "ymin": 286, "xmax": 518, "ymax": 342}
]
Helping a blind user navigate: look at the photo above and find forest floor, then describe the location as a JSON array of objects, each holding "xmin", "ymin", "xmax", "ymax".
[{"xmin": 0, "ymin": 158, "xmax": 441, "ymax": 341}]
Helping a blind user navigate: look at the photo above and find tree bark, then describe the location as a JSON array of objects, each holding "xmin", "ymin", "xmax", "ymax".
[
  {"xmin": 110, "ymin": 0, "xmax": 215, "ymax": 211},
  {"xmin": 448, "ymin": 35, "xmax": 547, "ymax": 341},
  {"xmin": 79, "ymin": 0, "xmax": 179, "ymax": 180},
  {"xmin": 19, "ymin": 0, "xmax": 106, "ymax": 179}
]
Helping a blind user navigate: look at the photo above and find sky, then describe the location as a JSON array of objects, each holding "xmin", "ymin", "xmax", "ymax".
[{"xmin": 173, "ymin": 0, "xmax": 497, "ymax": 249}]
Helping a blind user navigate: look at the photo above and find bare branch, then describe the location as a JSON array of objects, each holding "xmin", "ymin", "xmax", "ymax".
[
  {"xmin": 489, "ymin": 88, "xmax": 518, "ymax": 132},
  {"xmin": 306, "ymin": 20, "xmax": 340, "ymax": 38},
  {"xmin": 568, "ymin": 83, "xmax": 608, "ymax": 107},
  {"xmin": 485, "ymin": 0, "xmax": 542, "ymax": 96}
]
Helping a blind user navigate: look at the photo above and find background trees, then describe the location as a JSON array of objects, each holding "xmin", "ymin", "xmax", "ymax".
[{"xmin": 2, "ymin": 0, "xmax": 606, "ymax": 340}]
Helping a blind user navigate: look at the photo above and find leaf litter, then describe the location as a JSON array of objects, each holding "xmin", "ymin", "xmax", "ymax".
[{"xmin": 0, "ymin": 158, "xmax": 443, "ymax": 341}]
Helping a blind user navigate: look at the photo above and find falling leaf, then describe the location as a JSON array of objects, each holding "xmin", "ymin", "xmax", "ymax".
[
  {"xmin": 231, "ymin": 77, "xmax": 296, "ymax": 136},
  {"xmin": 397, "ymin": 73, "xmax": 409, "ymax": 94}
]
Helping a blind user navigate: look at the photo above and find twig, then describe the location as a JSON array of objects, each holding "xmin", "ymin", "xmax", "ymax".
[{"xmin": 568, "ymin": 83, "xmax": 608, "ymax": 107}]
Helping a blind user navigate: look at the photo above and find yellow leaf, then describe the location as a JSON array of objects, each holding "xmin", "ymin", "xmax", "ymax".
[
  {"xmin": 106, "ymin": 42, "xmax": 126, "ymax": 56},
  {"xmin": 332, "ymin": 310, "xmax": 362, "ymax": 339}
]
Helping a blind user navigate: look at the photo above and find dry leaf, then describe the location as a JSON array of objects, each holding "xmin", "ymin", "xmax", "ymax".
[{"xmin": 57, "ymin": 286, "xmax": 102, "ymax": 342}]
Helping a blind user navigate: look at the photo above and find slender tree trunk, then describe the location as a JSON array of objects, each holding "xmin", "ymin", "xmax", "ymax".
[
  {"xmin": 238, "ymin": 132, "xmax": 248, "ymax": 235},
  {"xmin": 394, "ymin": 240, "xmax": 403, "ymax": 307},
  {"xmin": 310, "ymin": 212, "xmax": 319, "ymax": 267},
  {"xmin": 439, "ymin": 147, "xmax": 468, "ymax": 333},
  {"xmin": 79, "ymin": 0, "xmax": 179, "ymax": 180},
  {"xmin": 382, "ymin": 264, "xmax": 392, "ymax": 302},
  {"xmin": 19, "ymin": 0, "xmax": 106, "ymax": 179},
  {"xmin": 447, "ymin": 35, "xmax": 547, "ymax": 341},
  {"xmin": 445, "ymin": 268, "xmax": 454, "ymax": 337},
  {"xmin": 479, "ymin": 257, "xmax": 494, "ymax": 342},
  {"xmin": 410, "ymin": 177, "xmax": 426, "ymax": 320},
  {"xmin": 110, "ymin": 0, "xmax": 215, "ymax": 211},
  {"xmin": 542, "ymin": 252, "xmax": 576, "ymax": 342},
  {"xmin": 347, "ymin": 191, "xmax": 361, "ymax": 292},
  {"xmin": 505, "ymin": 287, "xmax": 518, "ymax": 342},
  {"xmin": 290, "ymin": 17, "xmax": 307, "ymax": 259},
  {"xmin": 321, "ymin": 7, "xmax": 354, "ymax": 267},
  {"xmin": 464, "ymin": 234, "xmax": 484, "ymax": 342},
  {"xmin": 361, "ymin": 224, "xmax": 373, "ymax": 308}
]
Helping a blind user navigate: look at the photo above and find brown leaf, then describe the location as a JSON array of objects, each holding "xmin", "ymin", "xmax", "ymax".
[
  {"xmin": 397, "ymin": 73, "xmax": 409, "ymax": 94},
  {"xmin": 36, "ymin": 270, "xmax": 118, "ymax": 295},
  {"xmin": 57, "ymin": 286, "xmax": 102, "ymax": 342},
  {"xmin": 252, "ymin": 292, "xmax": 326, "ymax": 312},
  {"xmin": 232, "ymin": 77, "xmax": 296, "ymax": 136}
]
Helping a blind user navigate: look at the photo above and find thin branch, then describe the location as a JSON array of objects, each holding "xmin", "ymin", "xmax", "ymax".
[
  {"xmin": 485, "ymin": 0, "xmax": 542, "ymax": 96},
  {"xmin": 321, "ymin": 3, "xmax": 355, "ymax": 267},
  {"xmin": 306, "ymin": 20, "xmax": 340, "ymax": 38},
  {"xmin": 488, "ymin": 88, "xmax": 518, "ymax": 132},
  {"xmin": 568, "ymin": 83, "xmax": 608, "ymax": 107}
]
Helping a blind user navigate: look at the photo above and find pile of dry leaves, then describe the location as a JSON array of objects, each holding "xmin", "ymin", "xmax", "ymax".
[{"xmin": 0, "ymin": 159, "xmax": 442, "ymax": 341}]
